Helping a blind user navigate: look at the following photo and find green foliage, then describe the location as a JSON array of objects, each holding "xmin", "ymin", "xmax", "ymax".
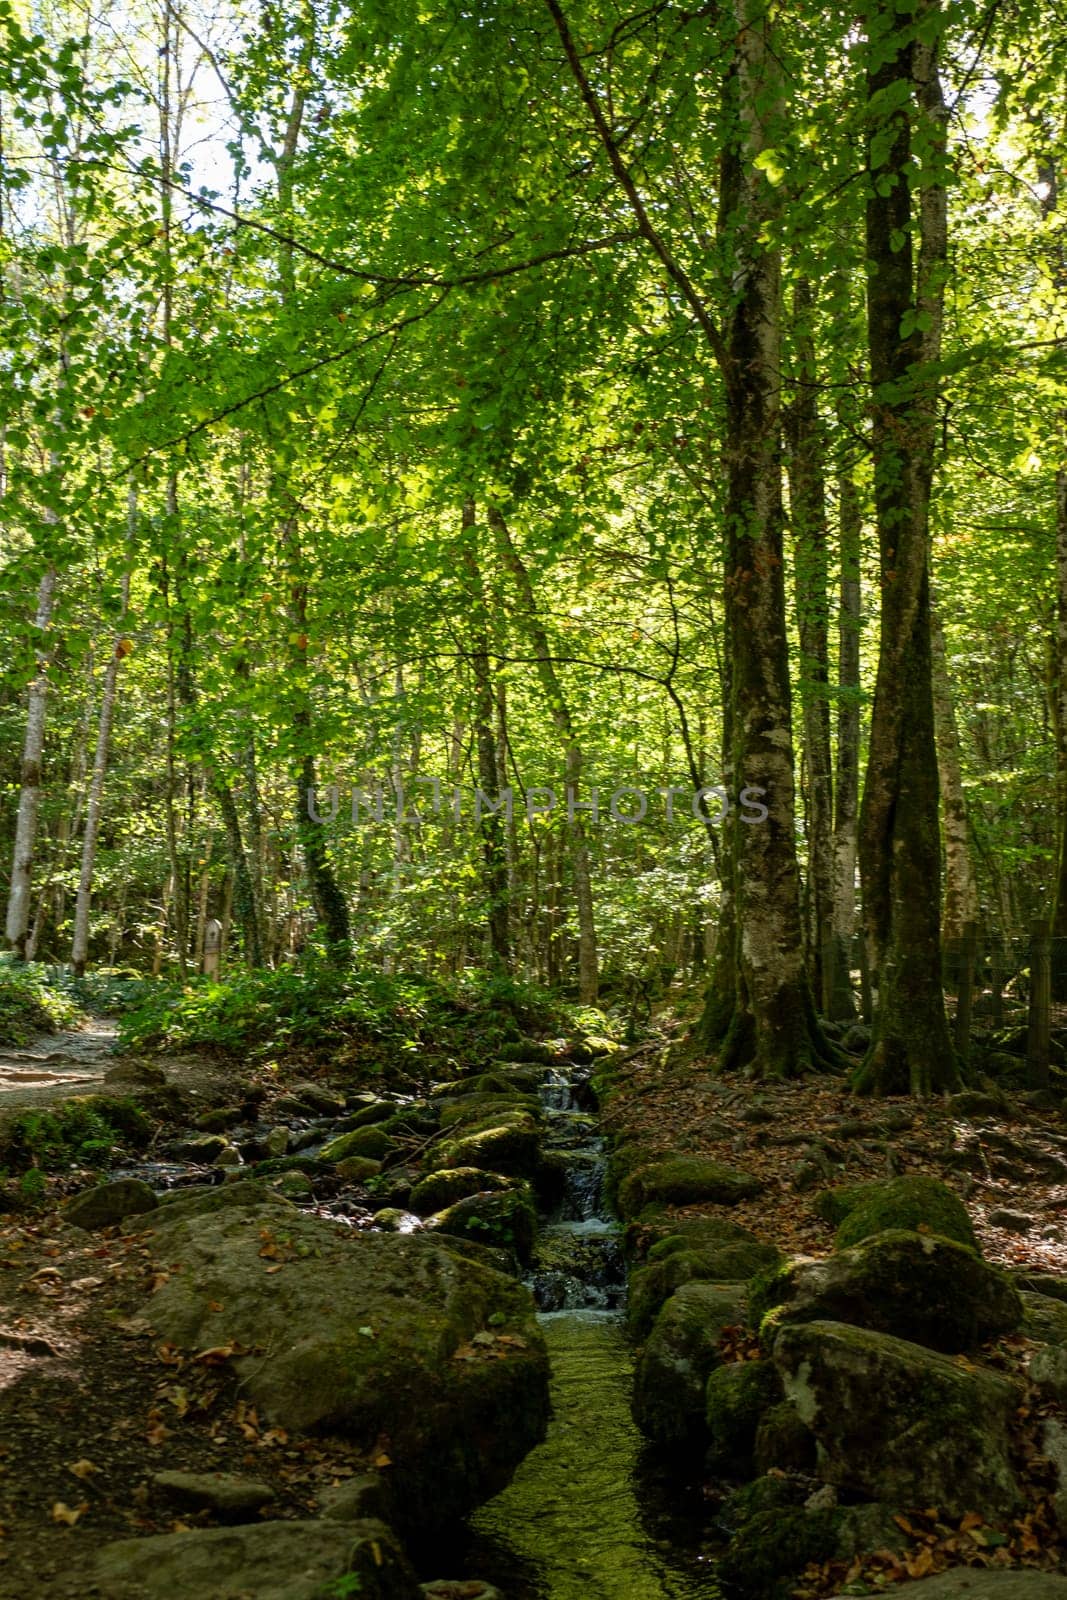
[
  {"xmin": 1, "ymin": 1094, "xmax": 152, "ymax": 1173},
  {"xmin": 0, "ymin": 959, "xmax": 82, "ymax": 1045}
]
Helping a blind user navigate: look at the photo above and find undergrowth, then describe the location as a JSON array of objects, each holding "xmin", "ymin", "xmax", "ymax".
[
  {"xmin": 117, "ymin": 961, "xmax": 587, "ymax": 1067},
  {"xmin": 0, "ymin": 1094, "xmax": 154, "ymax": 1175},
  {"xmin": 0, "ymin": 958, "xmax": 82, "ymax": 1045}
]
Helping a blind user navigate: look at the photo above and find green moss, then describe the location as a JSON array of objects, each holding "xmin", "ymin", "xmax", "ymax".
[
  {"xmin": 718, "ymin": 1507, "xmax": 840, "ymax": 1599},
  {"xmin": 628, "ymin": 1238, "xmax": 777, "ymax": 1340},
  {"xmin": 319, "ymin": 1125, "xmax": 398, "ymax": 1163},
  {"xmin": 431, "ymin": 1187, "xmax": 537, "ymax": 1265},
  {"xmin": 410, "ymin": 1167, "xmax": 515, "ymax": 1215},
  {"xmin": 438, "ymin": 1094, "xmax": 540, "ymax": 1129},
  {"xmin": 833, "ymin": 1175, "xmax": 977, "ymax": 1251},
  {"xmin": 704, "ymin": 1359, "xmax": 781, "ymax": 1476},
  {"xmin": 617, "ymin": 1156, "xmax": 763, "ymax": 1219},
  {"xmin": 812, "ymin": 1183, "xmax": 871, "ymax": 1227},
  {"xmin": 426, "ymin": 1114, "xmax": 541, "ymax": 1178}
]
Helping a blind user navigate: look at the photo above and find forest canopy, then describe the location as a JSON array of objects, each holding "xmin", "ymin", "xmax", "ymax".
[{"xmin": 0, "ymin": 0, "xmax": 1064, "ymax": 1090}]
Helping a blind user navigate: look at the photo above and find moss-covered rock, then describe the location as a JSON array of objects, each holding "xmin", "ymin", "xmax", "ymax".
[
  {"xmin": 631, "ymin": 1282, "xmax": 748, "ymax": 1445},
  {"xmin": 704, "ymin": 1358, "xmax": 782, "ymax": 1476},
  {"xmin": 64, "ymin": 1177, "xmax": 158, "ymax": 1231},
  {"xmin": 617, "ymin": 1156, "xmax": 763, "ymax": 1218},
  {"xmin": 645, "ymin": 1216, "xmax": 773, "ymax": 1263},
  {"xmin": 429, "ymin": 1187, "xmax": 537, "ymax": 1265},
  {"xmin": 773, "ymin": 1319, "xmax": 1023, "ymax": 1516},
  {"xmin": 832, "ymin": 1175, "xmax": 977, "ymax": 1251},
  {"xmin": 142, "ymin": 1206, "xmax": 549, "ymax": 1536},
  {"xmin": 717, "ymin": 1505, "xmax": 841, "ymax": 1600},
  {"xmin": 470, "ymin": 1067, "xmax": 545, "ymax": 1096},
  {"xmin": 409, "ymin": 1167, "xmax": 515, "ymax": 1215},
  {"xmin": 749, "ymin": 1230, "xmax": 1021, "ymax": 1352},
  {"xmin": 334, "ymin": 1156, "xmax": 383, "ymax": 1183},
  {"xmin": 319, "ymin": 1125, "xmax": 399, "ymax": 1164},
  {"xmin": 1023, "ymin": 1290, "xmax": 1067, "ymax": 1347},
  {"xmin": 437, "ymin": 1094, "xmax": 540, "ymax": 1130},
  {"xmin": 753, "ymin": 1399, "xmax": 816, "ymax": 1474},
  {"xmin": 628, "ymin": 1235, "xmax": 779, "ymax": 1340},
  {"xmin": 342, "ymin": 1099, "xmax": 397, "ymax": 1129},
  {"xmin": 425, "ymin": 1112, "xmax": 541, "ymax": 1178},
  {"xmin": 126, "ymin": 1179, "xmax": 295, "ymax": 1231}
]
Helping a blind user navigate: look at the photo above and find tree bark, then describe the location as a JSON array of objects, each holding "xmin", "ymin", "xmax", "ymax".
[
  {"xmin": 930, "ymin": 600, "xmax": 980, "ymax": 945},
  {"xmin": 5, "ymin": 565, "xmax": 58, "ymax": 957},
  {"xmin": 828, "ymin": 463, "xmax": 862, "ymax": 1019},
  {"xmin": 786, "ymin": 278, "xmax": 834, "ymax": 1011},
  {"xmin": 856, "ymin": 0, "xmax": 958, "ymax": 1093}
]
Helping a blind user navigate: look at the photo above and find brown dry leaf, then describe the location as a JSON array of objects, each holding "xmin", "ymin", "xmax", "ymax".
[
  {"xmin": 264, "ymin": 1264, "xmax": 284, "ymax": 1275},
  {"xmin": 195, "ymin": 1342, "xmax": 245, "ymax": 1364},
  {"xmin": 373, "ymin": 1452, "xmax": 392, "ymax": 1468},
  {"xmin": 959, "ymin": 1511, "xmax": 984, "ymax": 1532},
  {"xmin": 149, "ymin": 1271, "xmax": 170, "ymax": 1292},
  {"xmin": 905, "ymin": 1546, "xmax": 936, "ymax": 1578},
  {"xmin": 51, "ymin": 1501, "xmax": 88, "ymax": 1526},
  {"xmin": 156, "ymin": 1342, "xmax": 183, "ymax": 1366},
  {"xmin": 207, "ymin": 1300, "xmax": 224, "ymax": 1312},
  {"xmin": 68, "ymin": 1459, "xmax": 99, "ymax": 1480}
]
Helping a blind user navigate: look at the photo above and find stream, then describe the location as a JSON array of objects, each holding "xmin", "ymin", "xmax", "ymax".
[{"xmin": 457, "ymin": 1062, "xmax": 721, "ymax": 1599}]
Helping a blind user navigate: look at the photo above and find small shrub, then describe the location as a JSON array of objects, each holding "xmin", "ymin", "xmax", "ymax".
[{"xmin": 0, "ymin": 958, "xmax": 81, "ymax": 1045}]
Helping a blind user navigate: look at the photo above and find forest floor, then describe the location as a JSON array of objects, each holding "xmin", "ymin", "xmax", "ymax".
[
  {"xmin": 604, "ymin": 1026, "xmax": 1067, "ymax": 1595},
  {"xmin": 2, "ymin": 1019, "xmax": 1067, "ymax": 1596}
]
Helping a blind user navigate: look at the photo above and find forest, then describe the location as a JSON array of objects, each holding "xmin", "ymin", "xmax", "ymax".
[{"xmin": 2, "ymin": 1, "xmax": 1067, "ymax": 1598}]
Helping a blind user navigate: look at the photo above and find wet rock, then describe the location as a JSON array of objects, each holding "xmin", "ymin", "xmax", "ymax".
[
  {"xmin": 409, "ymin": 1167, "xmax": 515, "ymax": 1215},
  {"xmin": 372, "ymin": 1208, "xmax": 423, "ymax": 1232},
  {"xmin": 750, "ymin": 1230, "xmax": 1021, "ymax": 1352},
  {"xmin": 429, "ymin": 1188, "xmax": 536, "ymax": 1265},
  {"xmin": 632, "ymin": 1281, "xmax": 748, "ymax": 1444},
  {"xmin": 63, "ymin": 1178, "xmax": 157, "ymax": 1231},
  {"xmin": 214, "ymin": 1143, "xmax": 243, "ymax": 1168},
  {"xmin": 141, "ymin": 1206, "xmax": 549, "ymax": 1533},
  {"xmin": 617, "ymin": 1155, "xmax": 763, "ymax": 1217},
  {"xmin": 425, "ymin": 1112, "xmax": 541, "ymax": 1179},
  {"xmin": 343, "ymin": 1099, "xmax": 398, "ymax": 1129},
  {"xmin": 754, "ymin": 1399, "xmax": 817, "ymax": 1474},
  {"xmin": 194, "ymin": 1106, "xmax": 244, "ymax": 1133},
  {"xmin": 1041, "ymin": 1416, "xmax": 1067, "ymax": 1535},
  {"xmin": 288, "ymin": 1082, "xmax": 346, "ymax": 1116},
  {"xmin": 334, "ymin": 1156, "xmax": 383, "ymax": 1183},
  {"xmin": 320, "ymin": 1125, "xmax": 399, "ymax": 1163},
  {"xmin": 151, "ymin": 1470, "xmax": 275, "ymax": 1520},
  {"xmin": 264, "ymin": 1127, "xmax": 289, "ymax": 1158},
  {"xmin": 704, "ymin": 1358, "xmax": 782, "ymax": 1474},
  {"xmin": 171, "ymin": 1133, "xmax": 230, "ymax": 1164},
  {"xmin": 421, "ymin": 1585, "xmax": 504, "ymax": 1600},
  {"xmin": 628, "ymin": 1226, "xmax": 780, "ymax": 1339},
  {"xmin": 437, "ymin": 1093, "xmax": 540, "ymax": 1129},
  {"xmin": 829, "ymin": 1174, "xmax": 978, "ymax": 1250},
  {"xmin": 271, "ymin": 1171, "xmax": 314, "ymax": 1199},
  {"xmin": 318, "ymin": 1473, "xmax": 392, "ymax": 1523},
  {"xmin": 773, "ymin": 1319, "xmax": 1023, "ymax": 1517},
  {"xmin": 1023, "ymin": 1290, "xmax": 1067, "ymax": 1347},
  {"xmin": 93, "ymin": 1518, "xmax": 420, "ymax": 1600}
]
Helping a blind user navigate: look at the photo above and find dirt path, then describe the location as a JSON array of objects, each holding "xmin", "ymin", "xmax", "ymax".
[{"xmin": 0, "ymin": 1021, "xmax": 120, "ymax": 1112}]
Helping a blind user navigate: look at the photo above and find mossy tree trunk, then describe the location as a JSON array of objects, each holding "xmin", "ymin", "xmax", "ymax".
[{"xmin": 856, "ymin": 0, "xmax": 958, "ymax": 1094}]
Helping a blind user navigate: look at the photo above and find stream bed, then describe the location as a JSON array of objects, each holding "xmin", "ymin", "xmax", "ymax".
[{"xmin": 461, "ymin": 1310, "xmax": 720, "ymax": 1600}]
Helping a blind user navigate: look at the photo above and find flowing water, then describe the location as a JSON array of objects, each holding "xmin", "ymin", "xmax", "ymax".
[{"xmin": 458, "ymin": 1061, "xmax": 721, "ymax": 1599}]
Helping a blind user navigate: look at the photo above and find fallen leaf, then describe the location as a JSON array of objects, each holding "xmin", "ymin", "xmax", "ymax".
[
  {"xmin": 51, "ymin": 1501, "xmax": 88, "ymax": 1525},
  {"xmin": 68, "ymin": 1460, "xmax": 99, "ymax": 1479}
]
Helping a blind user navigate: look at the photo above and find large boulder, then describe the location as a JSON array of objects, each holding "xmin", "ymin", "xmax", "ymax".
[
  {"xmin": 93, "ymin": 1518, "xmax": 419, "ymax": 1600},
  {"xmin": 773, "ymin": 1320, "xmax": 1023, "ymax": 1517},
  {"xmin": 141, "ymin": 1201, "xmax": 549, "ymax": 1533},
  {"xmin": 750, "ymin": 1230, "xmax": 1021, "ymax": 1352},
  {"xmin": 829, "ymin": 1175, "xmax": 977, "ymax": 1251},
  {"xmin": 631, "ymin": 1282, "xmax": 748, "ymax": 1445},
  {"xmin": 63, "ymin": 1177, "xmax": 157, "ymax": 1231},
  {"xmin": 617, "ymin": 1156, "xmax": 763, "ymax": 1218}
]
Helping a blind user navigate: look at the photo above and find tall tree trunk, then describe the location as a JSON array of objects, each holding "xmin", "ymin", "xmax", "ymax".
[
  {"xmin": 547, "ymin": 0, "xmax": 832, "ymax": 1072},
  {"xmin": 461, "ymin": 501, "xmax": 510, "ymax": 970},
  {"xmin": 71, "ymin": 482, "xmax": 136, "ymax": 976},
  {"xmin": 490, "ymin": 505, "xmax": 598, "ymax": 1002},
  {"xmin": 786, "ymin": 278, "xmax": 834, "ymax": 1011},
  {"xmin": 930, "ymin": 601, "xmax": 979, "ymax": 945},
  {"xmin": 828, "ymin": 463, "xmax": 862, "ymax": 1019},
  {"xmin": 5, "ymin": 565, "xmax": 58, "ymax": 957},
  {"xmin": 856, "ymin": 0, "xmax": 958, "ymax": 1093}
]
